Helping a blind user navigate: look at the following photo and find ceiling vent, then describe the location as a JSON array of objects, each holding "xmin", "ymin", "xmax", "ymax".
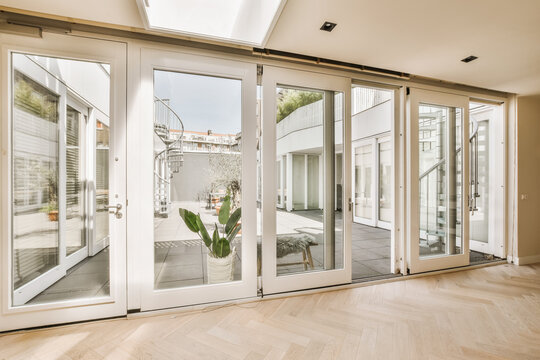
[
  {"xmin": 320, "ymin": 21, "xmax": 337, "ymax": 32},
  {"xmin": 461, "ymin": 55, "xmax": 478, "ymax": 63}
]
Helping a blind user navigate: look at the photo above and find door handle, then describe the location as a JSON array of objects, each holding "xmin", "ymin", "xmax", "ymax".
[{"xmin": 107, "ymin": 203, "xmax": 123, "ymax": 219}]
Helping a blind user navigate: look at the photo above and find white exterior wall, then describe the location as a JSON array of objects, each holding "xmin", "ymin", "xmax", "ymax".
[
  {"xmin": 276, "ymin": 97, "xmax": 390, "ymax": 212},
  {"xmin": 352, "ymin": 100, "xmax": 392, "ymax": 141},
  {"xmin": 29, "ymin": 55, "xmax": 110, "ymax": 117}
]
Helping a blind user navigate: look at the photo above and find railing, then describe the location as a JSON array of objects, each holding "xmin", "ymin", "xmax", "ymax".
[
  {"xmin": 419, "ymin": 118, "xmax": 480, "ymax": 238},
  {"xmin": 153, "ymin": 95, "xmax": 185, "ymax": 215}
]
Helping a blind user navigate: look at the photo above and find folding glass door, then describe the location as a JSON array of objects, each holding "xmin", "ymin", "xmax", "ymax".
[
  {"xmin": 0, "ymin": 32, "xmax": 126, "ymax": 332},
  {"xmin": 261, "ymin": 66, "xmax": 351, "ymax": 294},
  {"xmin": 138, "ymin": 49, "xmax": 257, "ymax": 310},
  {"xmin": 407, "ymin": 88, "xmax": 470, "ymax": 273}
]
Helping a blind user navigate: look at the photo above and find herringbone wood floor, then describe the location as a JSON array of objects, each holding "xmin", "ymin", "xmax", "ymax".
[{"xmin": 1, "ymin": 263, "xmax": 539, "ymax": 360}]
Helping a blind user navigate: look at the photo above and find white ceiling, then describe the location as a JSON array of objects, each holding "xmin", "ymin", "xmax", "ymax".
[
  {"xmin": 1, "ymin": 0, "xmax": 540, "ymax": 95},
  {"xmin": 267, "ymin": 0, "xmax": 540, "ymax": 95}
]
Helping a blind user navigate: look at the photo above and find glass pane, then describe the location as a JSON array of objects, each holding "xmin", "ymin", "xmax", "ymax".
[
  {"xmin": 378, "ymin": 141, "xmax": 391, "ymax": 222},
  {"xmin": 12, "ymin": 69, "xmax": 60, "ymax": 291},
  {"xmin": 66, "ymin": 106, "xmax": 86, "ymax": 256},
  {"xmin": 354, "ymin": 144, "xmax": 372, "ymax": 219},
  {"xmin": 418, "ymin": 103, "xmax": 463, "ymax": 258},
  {"xmin": 275, "ymin": 87, "xmax": 343, "ymax": 275},
  {"xmin": 11, "ymin": 53, "xmax": 111, "ymax": 306},
  {"xmin": 153, "ymin": 70, "xmax": 242, "ymax": 289},
  {"xmin": 96, "ymin": 120, "xmax": 110, "ymax": 244},
  {"xmin": 351, "ymin": 86, "xmax": 393, "ymax": 280}
]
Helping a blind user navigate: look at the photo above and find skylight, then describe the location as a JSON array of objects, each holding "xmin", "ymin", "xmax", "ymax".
[{"xmin": 136, "ymin": 0, "xmax": 287, "ymax": 47}]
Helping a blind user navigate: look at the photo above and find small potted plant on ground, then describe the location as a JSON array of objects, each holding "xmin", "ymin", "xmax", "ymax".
[
  {"xmin": 179, "ymin": 195, "xmax": 241, "ymax": 284},
  {"xmin": 41, "ymin": 170, "xmax": 58, "ymax": 221},
  {"xmin": 43, "ymin": 201, "xmax": 58, "ymax": 222}
]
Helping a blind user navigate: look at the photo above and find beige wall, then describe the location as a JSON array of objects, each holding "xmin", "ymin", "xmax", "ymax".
[{"xmin": 516, "ymin": 95, "xmax": 540, "ymax": 261}]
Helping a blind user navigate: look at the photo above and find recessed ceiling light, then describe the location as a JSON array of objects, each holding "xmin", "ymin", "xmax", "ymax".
[
  {"xmin": 461, "ymin": 55, "xmax": 478, "ymax": 63},
  {"xmin": 320, "ymin": 21, "xmax": 337, "ymax": 32}
]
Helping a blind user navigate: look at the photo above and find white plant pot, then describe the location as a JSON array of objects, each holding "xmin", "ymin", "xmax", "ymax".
[{"xmin": 207, "ymin": 247, "xmax": 236, "ymax": 284}]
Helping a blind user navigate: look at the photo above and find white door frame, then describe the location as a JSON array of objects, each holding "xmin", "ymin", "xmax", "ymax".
[
  {"xmin": 137, "ymin": 48, "xmax": 258, "ymax": 311},
  {"xmin": 261, "ymin": 66, "xmax": 351, "ymax": 294},
  {"xmin": 0, "ymin": 32, "xmax": 127, "ymax": 332},
  {"xmin": 407, "ymin": 87, "xmax": 470, "ymax": 274}
]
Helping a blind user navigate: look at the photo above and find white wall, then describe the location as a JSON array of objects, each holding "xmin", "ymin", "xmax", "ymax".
[{"xmin": 516, "ymin": 95, "xmax": 540, "ymax": 264}]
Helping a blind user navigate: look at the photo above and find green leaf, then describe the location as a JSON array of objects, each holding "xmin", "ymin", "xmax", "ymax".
[
  {"xmin": 196, "ymin": 214, "xmax": 212, "ymax": 248},
  {"xmin": 179, "ymin": 208, "xmax": 199, "ymax": 233},
  {"xmin": 227, "ymin": 223, "xmax": 241, "ymax": 243},
  {"xmin": 214, "ymin": 238, "xmax": 231, "ymax": 258},
  {"xmin": 225, "ymin": 207, "xmax": 241, "ymax": 235},
  {"xmin": 212, "ymin": 223, "xmax": 219, "ymax": 253},
  {"xmin": 218, "ymin": 195, "xmax": 231, "ymax": 225}
]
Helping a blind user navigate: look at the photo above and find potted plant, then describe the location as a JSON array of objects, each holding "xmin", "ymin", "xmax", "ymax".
[
  {"xmin": 41, "ymin": 170, "xmax": 58, "ymax": 221},
  {"xmin": 42, "ymin": 201, "xmax": 58, "ymax": 221},
  {"xmin": 179, "ymin": 195, "xmax": 241, "ymax": 284}
]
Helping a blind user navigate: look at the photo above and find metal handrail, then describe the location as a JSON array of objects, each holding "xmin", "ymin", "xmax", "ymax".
[
  {"xmin": 419, "ymin": 158, "xmax": 445, "ymax": 181},
  {"xmin": 154, "ymin": 95, "xmax": 185, "ymax": 143},
  {"xmin": 419, "ymin": 117, "xmax": 479, "ymax": 181},
  {"xmin": 153, "ymin": 96, "xmax": 185, "ymax": 215},
  {"xmin": 419, "ymin": 117, "xmax": 480, "ymax": 237}
]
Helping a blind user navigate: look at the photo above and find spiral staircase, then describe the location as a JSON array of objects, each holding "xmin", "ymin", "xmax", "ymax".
[{"xmin": 154, "ymin": 96, "xmax": 185, "ymax": 217}]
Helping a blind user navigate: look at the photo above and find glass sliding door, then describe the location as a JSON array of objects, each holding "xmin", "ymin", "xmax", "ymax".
[
  {"xmin": 94, "ymin": 119, "xmax": 110, "ymax": 255},
  {"xmin": 352, "ymin": 136, "xmax": 391, "ymax": 229},
  {"xmin": 139, "ymin": 49, "xmax": 257, "ymax": 311},
  {"xmin": 10, "ymin": 55, "xmax": 109, "ymax": 306},
  {"xmin": 353, "ymin": 142, "xmax": 373, "ymax": 224},
  {"xmin": 408, "ymin": 88, "xmax": 470, "ymax": 273},
  {"xmin": 11, "ymin": 68, "xmax": 61, "ymax": 303},
  {"xmin": 1, "ymin": 33, "xmax": 126, "ymax": 332},
  {"xmin": 261, "ymin": 66, "xmax": 350, "ymax": 294},
  {"xmin": 378, "ymin": 138, "xmax": 392, "ymax": 227},
  {"xmin": 64, "ymin": 101, "xmax": 89, "ymax": 269}
]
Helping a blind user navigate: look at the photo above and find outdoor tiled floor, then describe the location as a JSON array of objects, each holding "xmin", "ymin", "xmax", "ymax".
[
  {"xmin": 24, "ymin": 203, "xmax": 500, "ymax": 305},
  {"xmin": 24, "ymin": 206, "xmax": 392, "ymax": 304},
  {"xmin": 29, "ymin": 248, "xmax": 110, "ymax": 304}
]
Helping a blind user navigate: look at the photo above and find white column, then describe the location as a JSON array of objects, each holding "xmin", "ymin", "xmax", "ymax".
[
  {"xmin": 280, "ymin": 156, "xmax": 285, "ymax": 208},
  {"xmin": 286, "ymin": 153, "xmax": 293, "ymax": 211},
  {"xmin": 319, "ymin": 154, "xmax": 324, "ymax": 209},
  {"xmin": 304, "ymin": 154, "xmax": 308, "ymax": 210}
]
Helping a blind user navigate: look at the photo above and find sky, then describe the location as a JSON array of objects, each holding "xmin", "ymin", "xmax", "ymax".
[{"xmin": 154, "ymin": 70, "xmax": 241, "ymax": 134}]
